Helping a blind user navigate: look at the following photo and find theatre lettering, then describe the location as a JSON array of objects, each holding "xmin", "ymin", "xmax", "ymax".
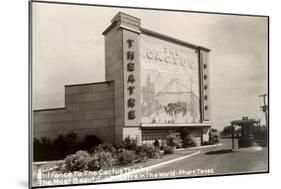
[
  {"xmin": 146, "ymin": 47, "xmax": 194, "ymax": 68},
  {"xmin": 126, "ymin": 39, "xmax": 137, "ymax": 120}
]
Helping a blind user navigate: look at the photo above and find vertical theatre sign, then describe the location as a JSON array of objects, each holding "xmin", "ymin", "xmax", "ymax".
[
  {"xmin": 123, "ymin": 30, "xmax": 140, "ymax": 126},
  {"xmin": 127, "ymin": 39, "xmax": 136, "ymax": 120}
]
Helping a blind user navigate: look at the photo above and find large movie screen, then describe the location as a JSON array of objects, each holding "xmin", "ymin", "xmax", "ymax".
[{"xmin": 140, "ymin": 34, "xmax": 201, "ymax": 124}]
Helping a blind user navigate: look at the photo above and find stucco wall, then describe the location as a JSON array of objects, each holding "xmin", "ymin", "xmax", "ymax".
[
  {"xmin": 104, "ymin": 26, "xmax": 125, "ymax": 144},
  {"xmin": 33, "ymin": 81, "xmax": 115, "ymax": 144}
]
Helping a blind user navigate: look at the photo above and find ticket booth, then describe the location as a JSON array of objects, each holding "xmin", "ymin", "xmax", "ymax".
[{"xmin": 231, "ymin": 117, "xmax": 259, "ymax": 148}]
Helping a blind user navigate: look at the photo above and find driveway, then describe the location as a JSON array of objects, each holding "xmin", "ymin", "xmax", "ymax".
[{"xmin": 127, "ymin": 139, "xmax": 268, "ymax": 180}]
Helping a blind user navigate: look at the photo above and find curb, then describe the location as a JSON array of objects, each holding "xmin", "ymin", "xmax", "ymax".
[
  {"xmin": 100, "ymin": 150, "xmax": 201, "ymax": 182},
  {"xmin": 188, "ymin": 143, "xmax": 223, "ymax": 150},
  {"xmin": 169, "ymin": 143, "xmax": 223, "ymax": 152},
  {"xmin": 158, "ymin": 143, "xmax": 223, "ymax": 153}
]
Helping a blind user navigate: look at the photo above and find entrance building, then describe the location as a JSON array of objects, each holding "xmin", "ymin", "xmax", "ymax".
[{"xmin": 33, "ymin": 12, "xmax": 212, "ymax": 146}]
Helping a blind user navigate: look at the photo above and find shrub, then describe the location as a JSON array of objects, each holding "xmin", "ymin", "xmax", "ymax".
[
  {"xmin": 166, "ymin": 132, "xmax": 181, "ymax": 148},
  {"xmin": 53, "ymin": 132, "xmax": 78, "ymax": 160},
  {"xmin": 209, "ymin": 135, "xmax": 219, "ymax": 145},
  {"xmin": 64, "ymin": 132, "xmax": 79, "ymax": 152},
  {"xmin": 59, "ymin": 148, "xmax": 116, "ymax": 173},
  {"xmin": 202, "ymin": 141, "xmax": 209, "ymax": 146},
  {"xmin": 88, "ymin": 151, "xmax": 116, "ymax": 171},
  {"xmin": 60, "ymin": 150, "xmax": 92, "ymax": 172},
  {"xmin": 163, "ymin": 146, "xmax": 174, "ymax": 154},
  {"xmin": 253, "ymin": 126, "xmax": 267, "ymax": 146},
  {"xmin": 182, "ymin": 134, "xmax": 197, "ymax": 148},
  {"xmin": 34, "ymin": 133, "xmax": 104, "ymax": 162},
  {"xmin": 180, "ymin": 128, "xmax": 197, "ymax": 148},
  {"xmin": 135, "ymin": 144, "xmax": 161, "ymax": 162},
  {"xmin": 33, "ymin": 138, "xmax": 41, "ymax": 161},
  {"xmin": 52, "ymin": 134, "xmax": 68, "ymax": 159},
  {"xmin": 143, "ymin": 144, "xmax": 161, "ymax": 159},
  {"xmin": 80, "ymin": 135, "xmax": 103, "ymax": 151},
  {"xmin": 135, "ymin": 146, "xmax": 148, "ymax": 163},
  {"xmin": 90, "ymin": 143, "xmax": 117, "ymax": 158},
  {"xmin": 153, "ymin": 139, "xmax": 160, "ymax": 147},
  {"xmin": 118, "ymin": 150, "xmax": 136, "ymax": 165},
  {"xmin": 121, "ymin": 136, "xmax": 137, "ymax": 150},
  {"xmin": 180, "ymin": 128, "xmax": 188, "ymax": 140},
  {"xmin": 33, "ymin": 137, "xmax": 54, "ymax": 161}
]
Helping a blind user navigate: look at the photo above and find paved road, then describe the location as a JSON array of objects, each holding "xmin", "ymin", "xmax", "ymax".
[{"xmin": 129, "ymin": 139, "xmax": 268, "ymax": 180}]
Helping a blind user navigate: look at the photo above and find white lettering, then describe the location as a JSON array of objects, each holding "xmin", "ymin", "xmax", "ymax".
[{"xmin": 146, "ymin": 47, "xmax": 192, "ymax": 67}]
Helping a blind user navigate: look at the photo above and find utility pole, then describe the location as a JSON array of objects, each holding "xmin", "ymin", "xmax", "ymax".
[{"xmin": 259, "ymin": 94, "xmax": 268, "ymax": 127}]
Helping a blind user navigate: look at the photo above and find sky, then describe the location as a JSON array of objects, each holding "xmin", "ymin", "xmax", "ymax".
[{"xmin": 32, "ymin": 2, "xmax": 268, "ymax": 131}]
